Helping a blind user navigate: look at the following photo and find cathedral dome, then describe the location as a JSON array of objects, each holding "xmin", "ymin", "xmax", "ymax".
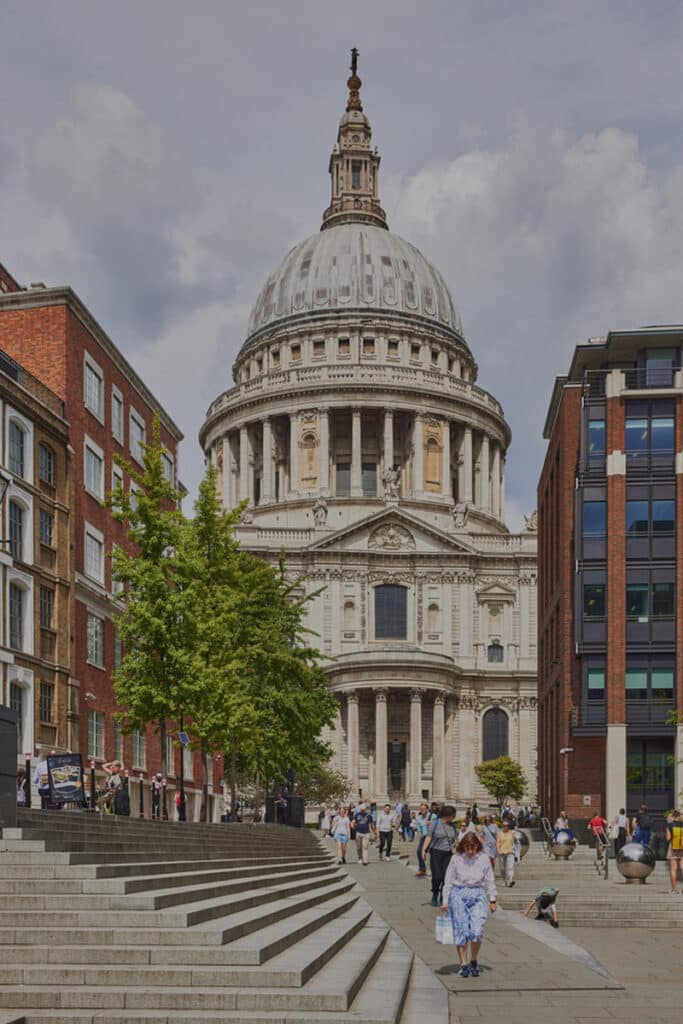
[{"xmin": 246, "ymin": 223, "xmax": 464, "ymax": 341}]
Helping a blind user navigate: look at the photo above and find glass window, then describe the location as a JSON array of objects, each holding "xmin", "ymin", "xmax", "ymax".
[
  {"xmin": 87, "ymin": 613, "xmax": 104, "ymax": 667},
  {"xmin": 626, "ymin": 669, "xmax": 648, "ymax": 701},
  {"xmin": 653, "ymin": 500, "xmax": 675, "ymax": 533},
  {"xmin": 583, "ymin": 583, "xmax": 605, "ymax": 618},
  {"xmin": 587, "ymin": 669, "xmax": 605, "ymax": 702},
  {"xmin": 166, "ymin": 735, "xmax": 176, "ymax": 776},
  {"xmin": 39, "ymin": 509, "xmax": 54, "ymax": 546},
  {"xmin": 111, "ymin": 466, "xmax": 124, "ymax": 510},
  {"xmin": 351, "ymin": 161, "xmax": 361, "ymax": 188},
  {"xmin": 313, "ymin": 340, "xmax": 325, "ymax": 358},
  {"xmin": 8, "ymin": 500, "xmax": 24, "ymax": 561},
  {"xmin": 487, "ymin": 642, "xmax": 504, "ymax": 663},
  {"xmin": 338, "ymin": 338, "xmax": 350, "ymax": 356},
  {"xmin": 645, "ymin": 751, "xmax": 673, "ymax": 791},
  {"xmin": 375, "ymin": 584, "xmax": 408, "ymax": 640},
  {"xmin": 129, "ymin": 413, "xmax": 146, "ymax": 463},
  {"xmin": 8, "ymin": 421, "xmax": 25, "ymax": 477},
  {"xmin": 84, "ymin": 361, "xmax": 103, "ymax": 419},
  {"xmin": 40, "ymin": 587, "xmax": 54, "ymax": 629},
  {"xmin": 646, "ymin": 349, "xmax": 676, "ymax": 386},
  {"xmin": 10, "ymin": 683, "xmax": 24, "ymax": 750},
  {"xmin": 626, "ymin": 583, "xmax": 649, "ymax": 618},
  {"xmin": 85, "ymin": 444, "xmax": 103, "ymax": 498},
  {"xmin": 388, "ymin": 340, "xmax": 399, "ymax": 357},
  {"xmin": 626, "ymin": 500, "xmax": 648, "ymax": 534},
  {"xmin": 362, "ymin": 338, "xmax": 375, "ymax": 356},
  {"xmin": 85, "ymin": 531, "xmax": 103, "ymax": 582},
  {"xmin": 652, "ymin": 581, "xmax": 674, "ymax": 618},
  {"xmin": 40, "ymin": 681, "xmax": 54, "ymax": 723},
  {"xmin": 87, "ymin": 709, "xmax": 104, "ymax": 759},
  {"xmin": 336, "ymin": 462, "xmax": 351, "ymax": 497},
  {"xmin": 111, "ymin": 390, "xmax": 123, "ymax": 442},
  {"xmin": 625, "ymin": 418, "xmax": 648, "ymax": 452},
  {"xmin": 161, "ymin": 452, "xmax": 174, "ymax": 483},
  {"xmin": 583, "ymin": 501, "xmax": 606, "ymax": 536},
  {"xmin": 588, "ymin": 420, "xmax": 605, "ymax": 454},
  {"xmin": 9, "ymin": 583, "xmax": 24, "ymax": 649},
  {"xmin": 132, "ymin": 729, "xmax": 146, "ymax": 768},
  {"xmin": 652, "ymin": 668, "xmax": 674, "ymax": 702},
  {"xmin": 410, "ymin": 344, "xmax": 421, "ymax": 360},
  {"xmin": 627, "ymin": 753, "xmax": 643, "ymax": 788},
  {"xmin": 38, "ymin": 443, "xmax": 54, "ymax": 484},
  {"xmin": 482, "ymin": 708, "xmax": 509, "ymax": 761},
  {"xmin": 651, "ymin": 417, "xmax": 674, "ymax": 452},
  {"xmin": 290, "ymin": 344, "xmax": 301, "ymax": 362},
  {"xmin": 362, "ymin": 462, "xmax": 377, "ymax": 497}
]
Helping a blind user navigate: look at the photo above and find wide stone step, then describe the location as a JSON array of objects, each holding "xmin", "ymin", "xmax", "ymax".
[
  {"xmin": 84, "ymin": 857, "xmax": 330, "ymax": 895},
  {"xmin": 399, "ymin": 956, "xmax": 448, "ymax": 1024}
]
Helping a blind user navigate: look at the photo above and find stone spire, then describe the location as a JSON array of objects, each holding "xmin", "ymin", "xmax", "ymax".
[{"xmin": 321, "ymin": 49, "xmax": 388, "ymax": 231}]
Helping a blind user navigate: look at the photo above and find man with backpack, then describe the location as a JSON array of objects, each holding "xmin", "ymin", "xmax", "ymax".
[
  {"xmin": 666, "ymin": 809, "xmax": 683, "ymax": 894},
  {"xmin": 632, "ymin": 804, "xmax": 653, "ymax": 847}
]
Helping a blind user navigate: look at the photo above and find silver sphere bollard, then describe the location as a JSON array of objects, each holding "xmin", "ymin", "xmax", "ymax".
[
  {"xmin": 616, "ymin": 841, "xmax": 656, "ymax": 884},
  {"xmin": 550, "ymin": 829, "xmax": 576, "ymax": 859},
  {"xmin": 513, "ymin": 829, "xmax": 530, "ymax": 859}
]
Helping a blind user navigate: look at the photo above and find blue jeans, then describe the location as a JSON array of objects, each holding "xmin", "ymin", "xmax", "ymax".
[{"xmin": 635, "ymin": 828, "xmax": 651, "ymax": 847}]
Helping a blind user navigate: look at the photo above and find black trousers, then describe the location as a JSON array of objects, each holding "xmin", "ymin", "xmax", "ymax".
[
  {"xmin": 379, "ymin": 830, "xmax": 393, "ymax": 858},
  {"xmin": 430, "ymin": 849, "xmax": 452, "ymax": 901}
]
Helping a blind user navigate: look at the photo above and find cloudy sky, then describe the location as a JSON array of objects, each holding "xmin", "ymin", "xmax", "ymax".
[{"xmin": 2, "ymin": 1, "xmax": 683, "ymax": 526}]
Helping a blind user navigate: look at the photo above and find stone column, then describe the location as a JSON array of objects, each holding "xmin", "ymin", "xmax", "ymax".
[
  {"xmin": 462, "ymin": 427, "xmax": 473, "ymax": 503},
  {"xmin": 261, "ymin": 418, "xmax": 273, "ymax": 503},
  {"xmin": 409, "ymin": 689, "xmax": 424, "ymax": 799},
  {"xmin": 289, "ymin": 413, "xmax": 299, "ymax": 497},
  {"xmin": 383, "ymin": 409, "xmax": 394, "ymax": 474},
  {"xmin": 351, "ymin": 408, "xmax": 363, "ymax": 497},
  {"xmin": 432, "ymin": 694, "xmax": 446, "ymax": 800},
  {"xmin": 442, "ymin": 419, "xmax": 451, "ymax": 500},
  {"xmin": 239, "ymin": 424, "xmax": 249, "ymax": 505},
  {"xmin": 319, "ymin": 408, "xmax": 330, "ymax": 496},
  {"xmin": 491, "ymin": 442, "xmax": 501, "ymax": 517},
  {"xmin": 412, "ymin": 414, "xmax": 424, "ymax": 496},
  {"xmin": 374, "ymin": 689, "xmax": 388, "ymax": 802},
  {"xmin": 347, "ymin": 691, "xmax": 359, "ymax": 796},
  {"xmin": 222, "ymin": 435, "xmax": 233, "ymax": 509},
  {"xmin": 480, "ymin": 434, "xmax": 490, "ymax": 512}
]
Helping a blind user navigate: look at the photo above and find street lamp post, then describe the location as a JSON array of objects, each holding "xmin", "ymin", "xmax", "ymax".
[{"xmin": 138, "ymin": 772, "xmax": 144, "ymax": 818}]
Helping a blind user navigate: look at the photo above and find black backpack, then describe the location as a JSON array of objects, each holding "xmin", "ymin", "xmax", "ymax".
[
  {"xmin": 638, "ymin": 812, "xmax": 653, "ymax": 830},
  {"xmin": 114, "ymin": 786, "xmax": 130, "ymax": 816}
]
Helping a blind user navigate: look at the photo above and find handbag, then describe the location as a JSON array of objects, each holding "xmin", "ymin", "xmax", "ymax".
[
  {"xmin": 607, "ymin": 822, "xmax": 619, "ymax": 841},
  {"xmin": 435, "ymin": 913, "xmax": 454, "ymax": 945}
]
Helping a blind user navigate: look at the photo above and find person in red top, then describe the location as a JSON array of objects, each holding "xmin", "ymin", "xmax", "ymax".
[{"xmin": 588, "ymin": 813, "xmax": 608, "ymax": 858}]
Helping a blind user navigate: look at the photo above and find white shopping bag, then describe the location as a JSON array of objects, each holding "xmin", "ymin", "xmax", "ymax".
[{"xmin": 435, "ymin": 913, "xmax": 454, "ymax": 945}]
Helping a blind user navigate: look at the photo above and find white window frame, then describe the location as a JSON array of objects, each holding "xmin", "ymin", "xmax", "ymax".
[
  {"xmin": 5, "ymin": 486, "xmax": 33, "ymax": 566},
  {"xmin": 129, "ymin": 484, "xmax": 140, "ymax": 513},
  {"xmin": 7, "ymin": 568, "xmax": 34, "ymax": 656},
  {"xmin": 83, "ymin": 352, "xmax": 104, "ymax": 423},
  {"xmin": 84, "ymin": 436, "xmax": 105, "ymax": 501},
  {"xmin": 86, "ymin": 612, "xmax": 105, "ymax": 669},
  {"xmin": 4, "ymin": 406, "xmax": 34, "ymax": 485},
  {"xmin": 111, "ymin": 464, "xmax": 124, "ymax": 510},
  {"xmin": 111, "ymin": 385, "xmax": 124, "ymax": 444},
  {"xmin": 87, "ymin": 709, "xmax": 105, "ymax": 759},
  {"xmin": 129, "ymin": 407, "xmax": 146, "ymax": 465},
  {"xmin": 161, "ymin": 451, "xmax": 174, "ymax": 485},
  {"xmin": 8, "ymin": 666, "xmax": 34, "ymax": 757},
  {"xmin": 84, "ymin": 522, "xmax": 105, "ymax": 585},
  {"xmin": 132, "ymin": 728, "xmax": 146, "ymax": 769}
]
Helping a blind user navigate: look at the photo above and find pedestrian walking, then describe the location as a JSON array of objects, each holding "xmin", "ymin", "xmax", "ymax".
[
  {"xmin": 457, "ymin": 815, "xmax": 475, "ymax": 842},
  {"xmin": 423, "ymin": 804, "xmax": 457, "ymax": 907},
  {"xmin": 274, "ymin": 793, "xmax": 288, "ymax": 825},
  {"xmin": 470, "ymin": 802, "xmax": 480, "ymax": 825},
  {"xmin": 16, "ymin": 769, "xmax": 27, "ymax": 806},
  {"xmin": 523, "ymin": 886, "xmax": 559, "ymax": 928},
  {"xmin": 376, "ymin": 803, "xmax": 395, "ymax": 861},
  {"xmin": 480, "ymin": 815, "xmax": 498, "ymax": 870},
  {"xmin": 496, "ymin": 819, "xmax": 516, "ymax": 886},
  {"xmin": 400, "ymin": 803, "xmax": 412, "ymax": 841},
  {"xmin": 351, "ymin": 804, "xmax": 374, "ymax": 865},
  {"xmin": 151, "ymin": 774, "xmax": 163, "ymax": 820},
  {"xmin": 666, "ymin": 809, "xmax": 683, "ymax": 894},
  {"xmin": 553, "ymin": 810, "xmax": 572, "ymax": 838},
  {"xmin": 415, "ymin": 802, "xmax": 433, "ymax": 877},
  {"xmin": 611, "ymin": 808, "xmax": 629, "ymax": 853},
  {"xmin": 632, "ymin": 804, "xmax": 653, "ymax": 847},
  {"xmin": 97, "ymin": 760, "xmax": 123, "ymax": 814},
  {"xmin": 321, "ymin": 804, "xmax": 331, "ymax": 837},
  {"xmin": 441, "ymin": 830, "xmax": 497, "ymax": 978},
  {"xmin": 588, "ymin": 812, "xmax": 608, "ymax": 857},
  {"xmin": 333, "ymin": 807, "xmax": 351, "ymax": 864}
]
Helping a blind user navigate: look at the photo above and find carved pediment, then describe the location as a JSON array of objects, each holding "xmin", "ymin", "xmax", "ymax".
[
  {"xmin": 475, "ymin": 580, "xmax": 517, "ymax": 603},
  {"xmin": 309, "ymin": 507, "xmax": 475, "ymax": 555}
]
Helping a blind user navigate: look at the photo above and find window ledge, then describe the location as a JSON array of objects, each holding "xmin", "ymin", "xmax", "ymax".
[
  {"xmin": 86, "ymin": 660, "xmax": 106, "ymax": 672},
  {"xmin": 85, "ymin": 405, "xmax": 105, "ymax": 426}
]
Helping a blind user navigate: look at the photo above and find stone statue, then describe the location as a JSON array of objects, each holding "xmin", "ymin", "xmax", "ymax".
[
  {"xmin": 369, "ymin": 524, "xmax": 415, "ymax": 550},
  {"xmin": 240, "ymin": 505, "xmax": 254, "ymax": 525},
  {"xmin": 453, "ymin": 502, "xmax": 469, "ymax": 530},
  {"xmin": 524, "ymin": 510, "xmax": 538, "ymax": 533},
  {"xmin": 381, "ymin": 465, "xmax": 400, "ymax": 500},
  {"xmin": 312, "ymin": 497, "xmax": 328, "ymax": 527}
]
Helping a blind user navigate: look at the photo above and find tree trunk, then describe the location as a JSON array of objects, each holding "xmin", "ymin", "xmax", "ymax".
[
  {"xmin": 254, "ymin": 758, "xmax": 261, "ymax": 824},
  {"xmin": 230, "ymin": 733, "xmax": 237, "ymax": 823}
]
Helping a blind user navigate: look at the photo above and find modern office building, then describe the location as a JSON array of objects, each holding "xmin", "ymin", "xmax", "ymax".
[
  {"xmin": 539, "ymin": 329, "xmax": 683, "ymax": 823},
  {"xmin": 200, "ymin": 58, "xmax": 538, "ymax": 805}
]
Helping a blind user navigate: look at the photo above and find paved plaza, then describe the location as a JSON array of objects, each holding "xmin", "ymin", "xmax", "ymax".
[{"xmin": 344, "ymin": 842, "xmax": 683, "ymax": 1024}]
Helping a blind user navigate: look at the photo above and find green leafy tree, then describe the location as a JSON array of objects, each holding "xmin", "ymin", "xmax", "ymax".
[
  {"xmin": 474, "ymin": 755, "xmax": 527, "ymax": 808},
  {"xmin": 109, "ymin": 414, "xmax": 187, "ymax": 777},
  {"xmin": 296, "ymin": 762, "xmax": 351, "ymax": 805}
]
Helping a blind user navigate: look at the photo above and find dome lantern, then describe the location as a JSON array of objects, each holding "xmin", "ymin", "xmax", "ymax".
[{"xmin": 321, "ymin": 49, "xmax": 388, "ymax": 232}]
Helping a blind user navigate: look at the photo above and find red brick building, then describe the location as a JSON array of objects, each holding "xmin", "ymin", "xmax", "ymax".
[
  {"xmin": 0, "ymin": 269, "xmax": 212, "ymax": 814},
  {"xmin": 539, "ymin": 329, "xmax": 683, "ymax": 825}
]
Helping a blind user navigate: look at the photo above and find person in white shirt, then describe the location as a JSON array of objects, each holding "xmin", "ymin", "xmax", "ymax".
[
  {"xmin": 612, "ymin": 808, "xmax": 629, "ymax": 853},
  {"xmin": 442, "ymin": 830, "xmax": 497, "ymax": 978},
  {"xmin": 376, "ymin": 804, "xmax": 395, "ymax": 861},
  {"xmin": 333, "ymin": 810, "xmax": 351, "ymax": 864}
]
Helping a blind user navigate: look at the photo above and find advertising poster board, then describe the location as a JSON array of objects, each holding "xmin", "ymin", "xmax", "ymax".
[{"xmin": 47, "ymin": 753, "xmax": 86, "ymax": 807}]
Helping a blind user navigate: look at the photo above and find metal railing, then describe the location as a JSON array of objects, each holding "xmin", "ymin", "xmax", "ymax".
[
  {"xmin": 593, "ymin": 827, "xmax": 609, "ymax": 879},
  {"xmin": 540, "ymin": 816, "xmax": 555, "ymax": 857}
]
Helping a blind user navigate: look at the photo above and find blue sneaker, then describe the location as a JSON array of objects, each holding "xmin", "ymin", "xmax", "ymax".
[
  {"xmin": 458, "ymin": 964, "xmax": 470, "ymax": 978},
  {"xmin": 469, "ymin": 960, "xmax": 480, "ymax": 977}
]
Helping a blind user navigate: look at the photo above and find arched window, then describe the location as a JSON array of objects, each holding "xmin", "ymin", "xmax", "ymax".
[
  {"xmin": 482, "ymin": 707, "xmax": 509, "ymax": 761},
  {"xmin": 8, "ymin": 500, "xmax": 24, "ymax": 561},
  {"xmin": 375, "ymin": 585, "xmax": 407, "ymax": 640},
  {"xmin": 8, "ymin": 420, "xmax": 26, "ymax": 477},
  {"xmin": 427, "ymin": 602, "xmax": 441, "ymax": 633},
  {"xmin": 9, "ymin": 582, "xmax": 25, "ymax": 650},
  {"xmin": 487, "ymin": 642, "xmax": 504, "ymax": 663},
  {"xmin": 343, "ymin": 601, "xmax": 355, "ymax": 631}
]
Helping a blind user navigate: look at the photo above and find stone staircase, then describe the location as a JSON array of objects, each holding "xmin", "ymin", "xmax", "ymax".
[
  {"xmin": 0, "ymin": 810, "xmax": 447, "ymax": 1024},
  {"xmin": 396, "ymin": 832, "xmax": 682, "ymax": 928}
]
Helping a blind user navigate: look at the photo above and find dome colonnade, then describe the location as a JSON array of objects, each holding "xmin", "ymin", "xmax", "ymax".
[{"xmin": 199, "ymin": 53, "xmax": 537, "ymax": 805}]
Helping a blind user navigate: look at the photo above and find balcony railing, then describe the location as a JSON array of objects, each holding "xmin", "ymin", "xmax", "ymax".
[
  {"xmin": 624, "ymin": 367, "xmax": 678, "ymax": 389},
  {"xmin": 626, "ymin": 700, "xmax": 675, "ymax": 727}
]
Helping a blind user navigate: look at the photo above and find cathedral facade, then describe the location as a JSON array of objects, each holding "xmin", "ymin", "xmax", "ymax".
[{"xmin": 199, "ymin": 57, "xmax": 538, "ymax": 806}]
